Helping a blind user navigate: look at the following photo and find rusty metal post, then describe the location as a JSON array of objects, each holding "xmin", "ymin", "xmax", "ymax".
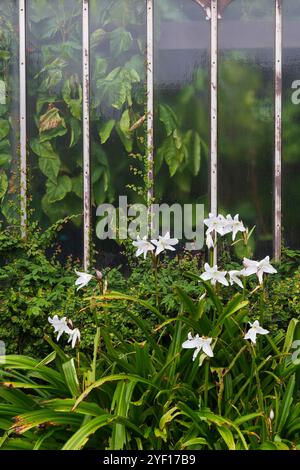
[
  {"xmin": 82, "ymin": 0, "xmax": 91, "ymax": 270},
  {"xmin": 211, "ymin": 0, "xmax": 218, "ymax": 262},
  {"xmin": 147, "ymin": 0, "xmax": 154, "ymax": 227},
  {"xmin": 19, "ymin": 0, "xmax": 27, "ymax": 237},
  {"xmin": 274, "ymin": 0, "xmax": 282, "ymax": 261}
]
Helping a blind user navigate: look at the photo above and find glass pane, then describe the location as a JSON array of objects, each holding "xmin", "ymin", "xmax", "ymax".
[
  {"xmin": 282, "ymin": 0, "xmax": 300, "ymax": 250},
  {"xmin": 0, "ymin": 0, "xmax": 19, "ymax": 227},
  {"xmin": 27, "ymin": 0, "xmax": 83, "ymax": 260},
  {"xmin": 154, "ymin": 0, "xmax": 209, "ymax": 238},
  {"xmin": 90, "ymin": 0, "xmax": 147, "ymax": 267},
  {"xmin": 218, "ymin": 0, "xmax": 274, "ymax": 257}
]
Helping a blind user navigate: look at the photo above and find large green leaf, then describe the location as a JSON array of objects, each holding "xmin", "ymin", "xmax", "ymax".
[
  {"xmin": 157, "ymin": 135, "xmax": 186, "ymax": 177},
  {"xmin": 46, "ymin": 175, "xmax": 72, "ymax": 203},
  {"xmin": 39, "ymin": 106, "xmax": 67, "ymax": 142},
  {"xmin": 159, "ymin": 104, "xmax": 178, "ymax": 137},
  {"xmin": 0, "ymin": 119, "xmax": 9, "ymax": 140},
  {"xmin": 90, "ymin": 28, "xmax": 107, "ymax": 49},
  {"xmin": 31, "ymin": 139, "xmax": 61, "ymax": 183},
  {"xmin": 110, "ymin": 28, "xmax": 133, "ymax": 56},
  {"xmin": 99, "ymin": 119, "xmax": 115, "ymax": 144},
  {"xmin": 62, "ymin": 359, "xmax": 80, "ymax": 398},
  {"xmin": 62, "ymin": 77, "xmax": 82, "ymax": 120}
]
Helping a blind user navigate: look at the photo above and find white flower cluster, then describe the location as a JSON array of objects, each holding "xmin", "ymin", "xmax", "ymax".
[
  {"xmin": 200, "ymin": 256, "xmax": 277, "ymax": 288},
  {"xmin": 132, "ymin": 232, "xmax": 179, "ymax": 259},
  {"xmin": 182, "ymin": 320, "xmax": 269, "ymax": 361},
  {"xmin": 204, "ymin": 213, "xmax": 246, "ymax": 249},
  {"xmin": 202, "ymin": 213, "xmax": 277, "ymax": 287},
  {"xmin": 48, "ymin": 315, "xmax": 80, "ymax": 349}
]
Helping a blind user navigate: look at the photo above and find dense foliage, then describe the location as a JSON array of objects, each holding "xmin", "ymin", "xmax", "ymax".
[{"xmin": 0, "ymin": 220, "xmax": 300, "ymax": 450}]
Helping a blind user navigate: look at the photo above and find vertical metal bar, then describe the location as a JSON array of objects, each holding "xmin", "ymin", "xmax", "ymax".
[
  {"xmin": 83, "ymin": 0, "xmax": 91, "ymax": 270},
  {"xmin": 146, "ymin": 0, "xmax": 154, "ymax": 220},
  {"xmin": 274, "ymin": 0, "xmax": 282, "ymax": 261},
  {"xmin": 210, "ymin": 0, "xmax": 218, "ymax": 262},
  {"xmin": 19, "ymin": 0, "xmax": 27, "ymax": 237}
]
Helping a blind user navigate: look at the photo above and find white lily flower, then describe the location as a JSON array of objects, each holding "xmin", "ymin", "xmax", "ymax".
[
  {"xmin": 242, "ymin": 256, "xmax": 277, "ymax": 284},
  {"xmin": 151, "ymin": 232, "xmax": 178, "ymax": 256},
  {"xmin": 182, "ymin": 332, "xmax": 214, "ymax": 360},
  {"xmin": 200, "ymin": 263, "xmax": 229, "ymax": 286},
  {"xmin": 132, "ymin": 236, "xmax": 155, "ymax": 259},
  {"xmin": 225, "ymin": 214, "xmax": 246, "ymax": 241},
  {"xmin": 206, "ymin": 232, "xmax": 215, "ymax": 250},
  {"xmin": 67, "ymin": 328, "xmax": 81, "ymax": 349},
  {"xmin": 228, "ymin": 270, "xmax": 244, "ymax": 289},
  {"xmin": 244, "ymin": 320, "xmax": 269, "ymax": 344},
  {"xmin": 48, "ymin": 315, "xmax": 72, "ymax": 341},
  {"xmin": 204, "ymin": 213, "xmax": 226, "ymax": 236},
  {"xmin": 75, "ymin": 270, "xmax": 93, "ymax": 291}
]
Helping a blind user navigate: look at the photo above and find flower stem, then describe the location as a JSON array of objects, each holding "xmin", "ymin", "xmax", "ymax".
[{"xmin": 152, "ymin": 253, "xmax": 159, "ymax": 307}]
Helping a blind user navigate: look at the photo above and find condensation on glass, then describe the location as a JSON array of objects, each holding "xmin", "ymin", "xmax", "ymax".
[
  {"xmin": 218, "ymin": 0, "xmax": 275, "ymax": 258},
  {"xmin": 154, "ymin": 0, "xmax": 209, "ymax": 243},
  {"xmin": 282, "ymin": 0, "xmax": 300, "ymax": 251},
  {"xmin": 0, "ymin": 1, "xmax": 20, "ymax": 228},
  {"xmin": 89, "ymin": 0, "xmax": 147, "ymax": 268},
  {"xmin": 0, "ymin": 1, "xmax": 292, "ymax": 264},
  {"xmin": 26, "ymin": 0, "xmax": 83, "ymax": 261}
]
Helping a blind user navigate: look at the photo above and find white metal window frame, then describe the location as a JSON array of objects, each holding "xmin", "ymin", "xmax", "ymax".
[{"xmin": 18, "ymin": 0, "xmax": 283, "ymax": 266}]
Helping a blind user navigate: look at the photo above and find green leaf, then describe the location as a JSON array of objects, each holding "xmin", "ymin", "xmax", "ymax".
[
  {"xmin": 277, "ymin": 374, "xmax": 295, "ymax": 434},
  {"xmin": 72, "ymin": 175, "xmax": 83, "ymax": 199},
  {"xmin": 99, "ymin": 119, "xmax": 115, "ymax": 144},
  {"xmin": 62, "ymin": 414, "xmax": 113, "ymax": 450},
  {"xmin": 157, "ymin": 135, "xmax": 185, "ymax": 177},
  {"xmin": 0, "ymin": 119, "xmax": 10, "ymax": 140},
  {"xmin": 159, "ymin": 104, "xmax": 178, "ymax": 137},
  {"xmin": 0, "ymin": 172, "xmax": 8, "ymax": 199},
  {"xmin": 46, "ymin": 175, "xmax": 72, "ymax": 203},
  {"xmin": 217, "ymin": 426, "xmax": 236, "ymax": 450},
  {"xmin": 283, "ymin": 318, "xmax": 299, "ymax": 354},
  {"xmin": 62, "ymin": 359, "xmax": 80, "ymax": 398},
  {"xmin": 110, "ymin": 381, "xmax": 136, "ymax": 450},
  {"xmin": 0, "ymin": 51, "xmax": 10, "ymax": 61},
  {"xmin": 175, "ymin": 286, "xmax": 197, "ymax": 316},
  {"xmin": 0, "ymin": 154, "xmax": 11, "ymax": 166},
  {"xmin": 69, "ymin": 117, "xmax": 81, "ymax": 148},
  {"xmin": 72, "ymin": 374, "xmax": 158, "ymax": 412},
  {"xmin": 62, "ymin": 77, "xmax": 82, "ymax": 120},
  {"xmin": 0, "ymin": 104, "xmax": 7, "ymax": 117},
  {"xmin": 116, "ymin": 111, "xmax": 133, "ymax": 152},
  {"xmin": 159, "ymin": 407, "xmax": 180, "ymax": 431},
  {"xmin": 90, "ymin": 28, "xmax": 106, "ymax": 49},
  {"xmin": 179, "ymin": 437, "xmax": 208, "ymax": 449},
  {"xmin": 110, "ymin": 28, "xmax": 133, "ymax": 56},
  {"xmin": 93, "ymin": 57, "xmax": 108, "ymax": 80},
  {"xmin": 184, "ymin": 130, "xmax": 201, "ymax": 176},
  {"xmin": 31, "ymin": 139, "xmax": 61, "ymax": 183},
  {"xmin": 39, "ymin": 107, "xmax": 67, "ymax": 142}
]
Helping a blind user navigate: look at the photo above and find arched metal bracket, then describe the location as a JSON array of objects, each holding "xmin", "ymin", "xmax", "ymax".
[{"xmin": 193, "ymin": 0, "xmax": 234, "ymax": 20}]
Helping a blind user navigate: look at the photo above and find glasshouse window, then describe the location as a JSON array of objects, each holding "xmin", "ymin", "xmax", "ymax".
[
  {"xmin": 0, "ymin": 1, "xmax": 19, "ymax": 226},
  {"xmin": 2, "ymin": 0, "xmax": 300, "ymax": 455}
]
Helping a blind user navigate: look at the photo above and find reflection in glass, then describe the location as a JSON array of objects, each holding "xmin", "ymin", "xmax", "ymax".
[
  {"xmin": 154, "ymin": 0, "xmax": 209, "ymax": 246},
  {"xmin": 218, "ymin": 0, "xmax": 274, "ymax": 257},
  {"xmin": 282, "ymin": 0, "xmax": 300, "ymax": 250},
  {"xmin": 27, "ymin": 0, "xmax": 83, "ymax": 260},
  {"xmin": 0, "ymin": 1, "xmax": 19, "ymax": 227},
  {"xmin": 90, "ymin": 0, "xmax": 147, "ymax": 267}
]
